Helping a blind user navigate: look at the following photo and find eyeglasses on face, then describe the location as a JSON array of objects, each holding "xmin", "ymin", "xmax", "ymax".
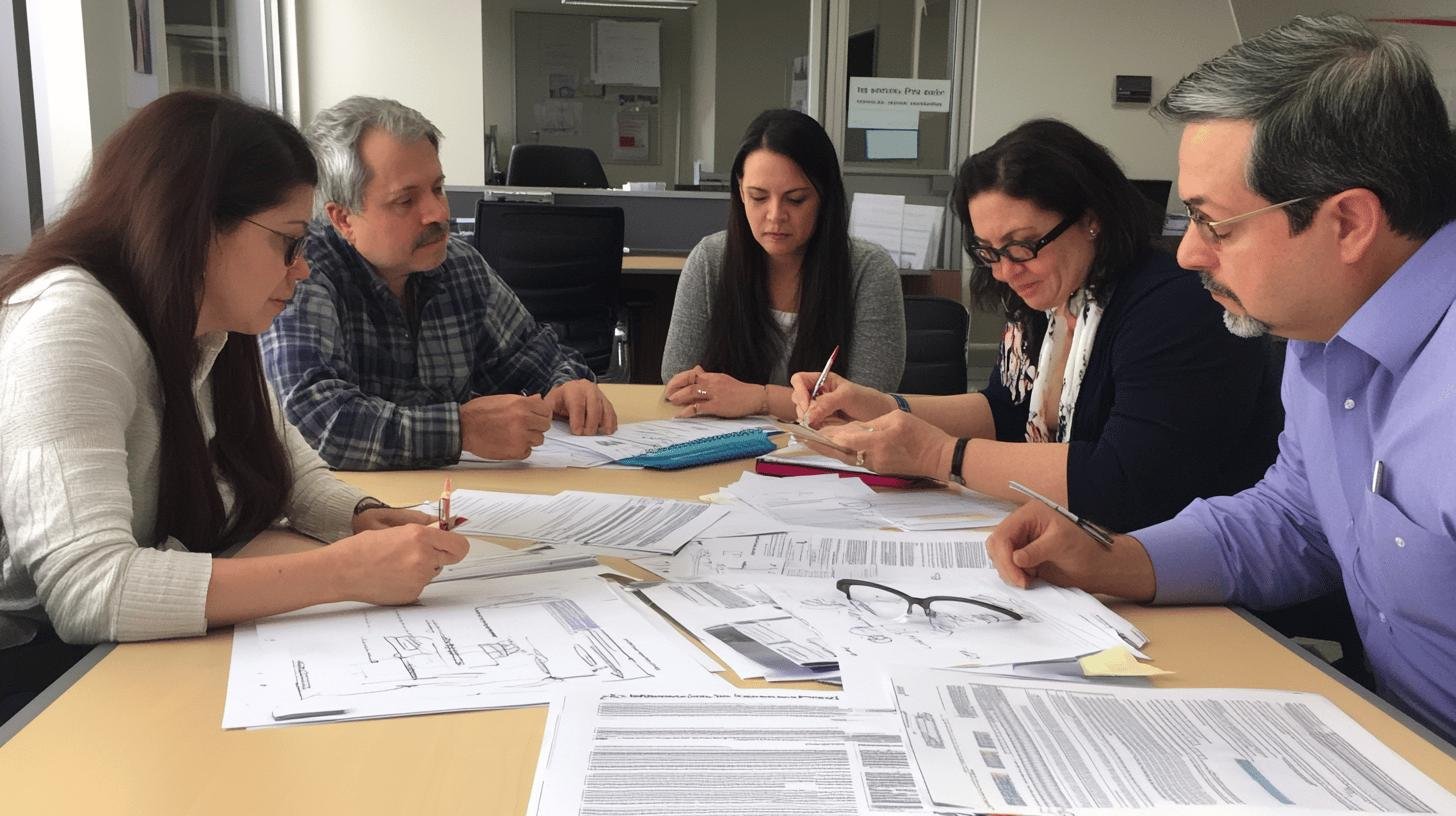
[
  {"xmin": 243, "ymin": 218, "xmax": 309, "ymax": 267},
  {"xmin": 835, "ymin": 578, "xmax": 1023, "ymax": 624},
  {"xmin": 1183, "ymin": 196, "xmax": 1309, "ymax": 245},
  {"xmin": 969, "ymin": 213, "xmax": 1079, "ymax": 266}
]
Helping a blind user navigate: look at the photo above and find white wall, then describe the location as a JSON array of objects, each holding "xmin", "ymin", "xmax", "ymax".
[
  {"xmin": 712, "ymin": 0, "xmax": 812, "ymax": 173},
  {"xmin": 295, "ymin": 0, "xmax": 484, "ymax": 186},
  {"xmin": 688, "ymin": 0, "xmax": 716, "ymax": 174},
  {"xmin": 0, "ymin": 0, "xmax": 32, "ymax": 252},
  {"xmin": 26, "ymin": 0, "xmax": 92, "ymax": 219},
  {"xmin": 969, "ymin": 0, "xmax": 1241, "ymax": 208}
]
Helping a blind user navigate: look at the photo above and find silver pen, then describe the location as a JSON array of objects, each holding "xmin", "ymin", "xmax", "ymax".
[{"xmin": 1007, "ymin": 480, "xmax": 1116, "ymax": 550}]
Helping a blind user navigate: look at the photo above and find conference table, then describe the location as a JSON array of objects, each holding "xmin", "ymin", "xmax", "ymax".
[{"xmin": 1, "ymin": 384, "xmax": 1452, "ymax": 813}]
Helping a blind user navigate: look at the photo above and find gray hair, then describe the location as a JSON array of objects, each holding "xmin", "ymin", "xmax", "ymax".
[
  {"xmin": 1155, "ymin": 14, "xmax": 1456, "ymax": 239},
  {"xmin": 305, "ymin": 96, "xmax": 443, "ymax": 215}
]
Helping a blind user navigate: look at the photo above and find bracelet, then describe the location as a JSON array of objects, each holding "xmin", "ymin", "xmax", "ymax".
[
  {"xmin": 889, "ymin": 393, "xmax": 911, "ymax": 412},
  {"xmin": 949, "ymin": 437, "xmax": 970, "ymax": 485},
  {"xmin": 352, "ymin": 496, "xmax": 390, "ymax": 516}
]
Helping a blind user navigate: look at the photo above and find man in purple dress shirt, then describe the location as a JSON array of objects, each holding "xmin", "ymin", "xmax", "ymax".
[{"xmin": 987, "ymin": 14, "xmax": 1456, "ymax": 744}]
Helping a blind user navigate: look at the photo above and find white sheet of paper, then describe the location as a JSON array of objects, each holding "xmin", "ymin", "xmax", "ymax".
[
  {"xmin": 755, "ymin": 572, "xmax": 1121, "ymax": 669},
  {"xmin": 849, "ymin": 192, "xmax": 907, "ymax": 266},
  {"xmin": 530, "ymin": 690, "xmax": 932, "ymax": 816},
  {"xmin": 899, "ymin": 203, "xmax": 943, "ymax": 269},
  {"xmin": 450, "ymin": 489, "xmax": 729, "ymax": 554},
  {"xmin": 893, "ymin": 668, "xmax": 1456, "ymax": 816},
  {"xmin": 222, "ymin": 568, "xmax": 710, "ymax": 728},
  {"xmin": 722, "ymin": 472, "xmax": 891, "ymax": 529},
  {"xmin": 546, "ymin": 417, "xmax": 778, "ymax": 462},
  {"xmin": 668, "ymin": 528, "xmax": 993, "ymax": 581},
  {"xmin": 590, "ymin": 19, "xmax": 660, "ymax": 86}
]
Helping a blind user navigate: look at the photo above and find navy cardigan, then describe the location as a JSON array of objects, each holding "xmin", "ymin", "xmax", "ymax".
[{"xmin": 981, "ymin": 249, "xmax": 1284, "ymax": 532}]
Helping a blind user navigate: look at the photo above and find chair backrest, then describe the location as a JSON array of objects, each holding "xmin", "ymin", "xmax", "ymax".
[
  {"xmin": 898, "ymin": 295, "xmax": 969, "ymax": 395},
  {"xmin": 505, "ymin": 144, "xmax": 609, "ymax": 188},
  {"xmin": 472, "ymin": 201, "xmax": 624, "ymax": 374}
]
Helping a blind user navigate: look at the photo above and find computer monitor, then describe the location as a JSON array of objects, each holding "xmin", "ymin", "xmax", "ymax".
[{"xmin": 1130, "ymin": 179, "xmax": 1173, "ymax": 235}]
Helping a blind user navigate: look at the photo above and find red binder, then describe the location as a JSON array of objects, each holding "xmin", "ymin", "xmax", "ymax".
[{"xmin": 753, "ymin": 458, "xmax": 931, "ymax": 489}]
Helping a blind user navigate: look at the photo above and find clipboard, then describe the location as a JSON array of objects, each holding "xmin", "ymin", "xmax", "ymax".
[{"xmin": 616, "ymin": 429, "xmax": 778, "ymax": 470}]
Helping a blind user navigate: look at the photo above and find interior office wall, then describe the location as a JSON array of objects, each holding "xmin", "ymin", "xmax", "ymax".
[
  {"xmin": 969, "ymin": 0, "xmax": 1240, "ymax": 211},
  {"xmin": 482, "ymin": 0, "xmax": 693, "ymax": 187},
  {"xmin": 689, "ymin": 0, "xmax": 716, "ymax": 174},
  {"xmin": 295, "ymin": 0, "xmax": 484, "ymax": 187},
  {"xmin": 1230, "ymin": 1, "xmax": 1456, "ymax": 119},
  {"xmin": 0, "ymin": 0, "xmax": 32, "ymax": 252},
  {"xmin": 80, "ymin": 1, "xmax": 133, "ymax": 151},
  {"xmin": 711, "ymin": 0, "xmax": 811, "ymax": 174},
  {"xmin": 26, "ymin": 0, "xmax": 91, "ymax": 220}
]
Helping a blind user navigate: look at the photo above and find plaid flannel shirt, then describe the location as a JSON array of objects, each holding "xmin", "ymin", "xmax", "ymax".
[{"xmin": 260, "ymin": 221, "xmax": 592, "ymax": 470}]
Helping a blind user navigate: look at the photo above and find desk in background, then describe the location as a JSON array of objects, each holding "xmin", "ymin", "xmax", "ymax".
[{"xmin": 4, "ymin": 384, "xmax": 1450, "ymax": 815}]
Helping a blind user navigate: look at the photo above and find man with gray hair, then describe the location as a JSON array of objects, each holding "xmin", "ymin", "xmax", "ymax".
[
  {"xmin": 261, "ymin": 96, "xmax": 617, "ymax": 470},
  {"xmin": 986, "ymin": 14, "xmax": 1456, "ymax": 744}
]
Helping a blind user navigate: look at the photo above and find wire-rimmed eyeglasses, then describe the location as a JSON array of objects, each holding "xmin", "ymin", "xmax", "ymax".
[
  {"xmin": 836, "ymin": 578, "xmax": 1023, "ymax": 623},
  {"xmin": 1184, "ymin": 196, "xmax": 1309, "ymax": 245},
  {"xmin": 968, "ymin": 213, "xmax": 1079, "ymax": 266},
  {"xmin": 243, "ymin": 218, "xmax": 309, "ymax": 267}
]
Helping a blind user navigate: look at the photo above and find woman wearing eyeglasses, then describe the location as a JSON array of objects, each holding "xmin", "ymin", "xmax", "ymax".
[
  {"xmin": 792, "ymin": 118, "xmax": 1284, "ymax": 533},
  {"xmin": 0, "ymin": 92, "xmax": 467, "ymax": 722}
]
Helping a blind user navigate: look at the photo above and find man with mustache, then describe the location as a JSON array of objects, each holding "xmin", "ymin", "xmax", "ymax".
[
  {"xmin": 261, "ymin": 96, "xmax": 616, "ymax": 470},
  {"xmin": 986, "ymin": 14, "xmax": 1456, "ymax": 744}
]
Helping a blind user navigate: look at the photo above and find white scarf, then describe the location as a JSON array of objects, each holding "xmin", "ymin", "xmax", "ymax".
[{"xmin": 1025, "ymin": 288, "xmax": 1104, "ymax": 443}]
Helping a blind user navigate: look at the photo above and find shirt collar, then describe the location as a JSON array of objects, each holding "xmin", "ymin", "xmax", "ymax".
[{"xmin": 1334, "ymin": 220, "xmax": 1456, "ymax": 373}]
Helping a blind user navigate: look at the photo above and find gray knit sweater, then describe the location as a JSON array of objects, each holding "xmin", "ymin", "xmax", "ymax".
[{"xmin": 661, "ymin": 231, "xmax": 906, "ymax": 389}]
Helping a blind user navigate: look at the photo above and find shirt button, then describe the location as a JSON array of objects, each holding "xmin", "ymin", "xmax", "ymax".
[
  {"xmin": 1379, "ymin": 612, "xmax": 1387, "ymax": 623},
  {"xmin": 1395, "ymin": 537, "xmax": 1406, "ymax": 548},
  {"xmin": 1343, "ymin": 398, "xmax": 1356, "ymax": 410}
]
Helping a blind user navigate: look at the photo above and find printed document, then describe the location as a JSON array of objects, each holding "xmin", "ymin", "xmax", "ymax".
[
  {"xmin": 893, "ymin": 668, "xmax": 1456, "ymax": 815},
  {"xmin": 530, "ymin": 690, "xmax": 932, "ymax": 816},
  {"xmin": 450, "ymin": 489, "xmax": 729, "ymax": 554},
  {"xmin": 668, "ymin": 529, "xmax": 993, "ymax": 581},
  {"xmin": 222, "ymin": 568, "xmax": 709, "ymax": 728},
  {"xmin": 546, "ymin": 417, "xmax": 779, "ymax": 461}
]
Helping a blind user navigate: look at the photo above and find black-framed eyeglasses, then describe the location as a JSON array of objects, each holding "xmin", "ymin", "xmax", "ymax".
[
  {"xmin": 243, "ymin": 217, "xmax": 309, "ymax": 267},
  {"xmin": 835, "ymin": 578, "xmax": 1023, "ymax": 623},
  {"xmin": 968, "ymin": 213, "xmax": 1079, "ymax": 266}
]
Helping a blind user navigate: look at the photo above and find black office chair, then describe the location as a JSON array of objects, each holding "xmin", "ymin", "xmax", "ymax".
[
  {"xmin": 473, "ymin": 201, "xmax": 624, "ymax": 376},
  {"xmin": 505, "ymin": 144, "xmax": 609, "ymax": 188},
  {"xmin": 898, "ymin": 296, "xmax": 970, "ymax": 395}
]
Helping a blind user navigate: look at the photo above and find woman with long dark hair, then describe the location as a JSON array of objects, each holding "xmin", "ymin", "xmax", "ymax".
[
  {"xmin": 792, "ymin": 119, "xmax": 1284, "ymax": 533},
  {"xmin": 661, "ymin": 109, "xmax": 904, "ymax": 419},
  {"xmin": 0, "ymin": 92, "xmax": 466, "ymax": 718}
]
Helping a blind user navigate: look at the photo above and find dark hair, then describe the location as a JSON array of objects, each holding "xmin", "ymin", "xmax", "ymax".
[
  {"xmin": 1155, "ymin": 14, "xmax": 1456, "ymax": 239},
  {"xmin": 701, "ymin": 109, "xmax": 852, "ymax": 383},
  {"xmin": 0, "ymin": 91, "xmax": 316, "ymax": 552},
  {"xmin": 953, "ymin": 118, "xmax": 1150, "ymax": 322}
]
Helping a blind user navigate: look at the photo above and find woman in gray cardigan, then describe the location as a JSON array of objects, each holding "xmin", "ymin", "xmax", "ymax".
[{"xmin": 662, "ymin": 109, "xmax": 905, "ymax": 420}]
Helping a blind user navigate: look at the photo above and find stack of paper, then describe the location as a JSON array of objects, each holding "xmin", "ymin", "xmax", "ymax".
[
  {"xmin": 449, "ymin": 489, "xmax": 730, "ymax": 554},
  {"xmin": 849, "ymin": 192, "xmax": 945, "ymax": 269},
  {"xmin": 222, "ymin": 567, "xmax": 719, "ymax": 728},
  {"xmin": 720, "ymin": 471, "xmax": 1013, "ymax": 531}
]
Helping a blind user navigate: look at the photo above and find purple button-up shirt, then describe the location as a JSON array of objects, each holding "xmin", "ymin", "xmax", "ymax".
[{"xmin": 1137, "ymin": 220, "xmax": 1456, "ymax": 744}]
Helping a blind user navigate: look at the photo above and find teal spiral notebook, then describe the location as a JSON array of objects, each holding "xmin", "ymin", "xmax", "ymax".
[{"xmin": 617, "ymin": 429, "xmax": 778, "ymax": 470}]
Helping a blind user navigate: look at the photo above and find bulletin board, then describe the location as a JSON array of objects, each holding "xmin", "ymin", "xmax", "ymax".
[{"xmin": 512, "ymin": 11, "xmax": 661, "ymax": 166}]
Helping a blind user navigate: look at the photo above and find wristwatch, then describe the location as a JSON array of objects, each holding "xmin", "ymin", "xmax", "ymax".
[
  {"xmin": 352, "ymin": 496, "xmax": 390, "ymax": 516},
  {"xmin": 949, "ymin": 437, "xmax": 970, "ymax": 485}
]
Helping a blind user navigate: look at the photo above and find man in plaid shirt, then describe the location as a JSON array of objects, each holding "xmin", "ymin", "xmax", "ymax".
[{"xmin": 261, "ymin": 97, "xmax": 617, "ymax": 470}]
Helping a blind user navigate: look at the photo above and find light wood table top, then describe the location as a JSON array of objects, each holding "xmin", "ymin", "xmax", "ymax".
[{"xmin": 1, "ymin": 384, "xmax": 1452, "ymax": 813}]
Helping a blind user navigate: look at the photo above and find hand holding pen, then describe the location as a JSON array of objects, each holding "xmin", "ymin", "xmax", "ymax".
[
  {"xmin": 1007, "ymin": 481, "xmax": 1114, "ymax": 549},
  {"xmin": 986, "ymin": 488, "xmax": 1156, "ymax": 601},
  {"xmin": 798, "ymin": 345, "xmax": 840, "ymax": 427}
]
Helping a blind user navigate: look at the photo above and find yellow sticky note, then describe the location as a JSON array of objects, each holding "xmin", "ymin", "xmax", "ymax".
[{"xmin": 1079, "ymin": 646, "xmax": 1174, "ymax": 677}]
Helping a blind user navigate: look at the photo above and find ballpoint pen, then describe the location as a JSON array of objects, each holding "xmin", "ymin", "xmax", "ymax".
[
  {"xmin": 1007, "ymin": 480, "xmax": 1115, "ymax": 550},
  {"xmin": 438, "ymin": 477, "xmax": 453, "ymax": 531},
  {"xmin": 799, "ymin": 344, "xmax": 840, "ymax": 428}
]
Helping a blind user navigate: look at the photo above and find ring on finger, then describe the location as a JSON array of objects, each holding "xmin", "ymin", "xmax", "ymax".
[{"xmin": 695, "ymin": 387, "xmax": 708, "ymax": 399}]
